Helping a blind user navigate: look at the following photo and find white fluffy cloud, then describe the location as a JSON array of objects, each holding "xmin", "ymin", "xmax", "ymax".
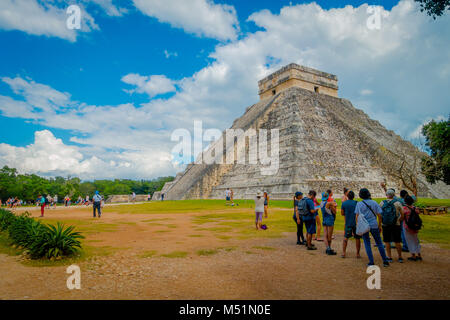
[
  {"xmin": 132, "ymin": 0, "xmax": 239, "ymax": 40},
  {"xmin": 90, "ymin": 0, "xmax": 127, "ymax": 16},
  {"xmin": 0, "ymin": 0, "xmax": 99, "ymax": 42},
  {"xmin": 121, "ymin": 74, "xmax": 177, "ymax": 97},
  {"xmin": 0, "ymin": 130, "xmax": 177, "ymax": 180}
]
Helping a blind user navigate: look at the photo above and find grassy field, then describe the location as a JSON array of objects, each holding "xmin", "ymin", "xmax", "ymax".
[
  {"xmin": 1, "ymin": 198, "xmax": 449, "ymax": 265},
  {"xmin": 52, "ymin": 198, "xmax": 450, "ymax": 249}
]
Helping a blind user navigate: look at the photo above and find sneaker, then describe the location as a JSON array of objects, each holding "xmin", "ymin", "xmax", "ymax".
[
  {"xmin": 383, "ymin": 261, "xmax": 390, "ymax": 267},
  {"xmin": 328, "ymin": 249, "xmax": 337, "ymax": 255},
  {"xmin": 402, "ymin": 248, "xmax": 409, "ymax": 252},
  {"xmin": 307, "ymin": 246, "xmax": 317, "ymax": 250},
  {"xmin": 398, "ymin": 258, "xmax": 404, "ymax": 263},
  {"xmin": 416, "ymin": 256, "xmax": 423, "ymax": 261},
  {"xmin": 387, "ymin": 258, "xmax": 393, "ymax": 263},
  {"xmin": 367, "ymin": 262, "xmax": 375, "ymax": 267},
  {"xmin": 296, "ymin": 241, "xmax": 301, "ymax": 245},
  {"xmin": 408, "ymin": 256, "xmax": 417, "ymax": 261}
]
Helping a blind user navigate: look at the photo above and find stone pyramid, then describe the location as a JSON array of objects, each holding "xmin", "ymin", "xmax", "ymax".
[{"xmin": 156, "ymin": 64, "xmax": 449, "ymax": 200}]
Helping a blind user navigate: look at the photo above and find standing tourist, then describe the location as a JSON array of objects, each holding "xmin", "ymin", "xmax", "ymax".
[
  {"xmin": 293, "ymin": 192, "xmax": 306, "ymax": 245},
  {"xmin": 161, "ymin": 193, "xmax": 165, "ymax": 201},
  {"xmin": 46, "ymin": 194, "xmax": 52, "ymax": 208},
  {"xmin": 321, "ymin": 192, "xmax": 337, "ymax": 255},
  {"xmin": 38, "ymin": 194, "xmax": 46, "ymax": 217},
  {"xmin": 131, "ymin": 192, "xmax": 136, "ymax": 203},
  {"xmin": 380, "ymin": 189, "xmax": 404, "ymax": 263},
  {"xmin": 93, "ymin": 191, "xmax": 102, "ymax": 218},
  {"xmin": 254, "ymin": 191, "xmax": 265, "ymax": 230},
  {"xmin": 302, "ymin": 190, "xmax": 319, "ymax": 250},
  {"xmin": 263, "ymin": 191, "xmax": 269, "ymax": 218},
  {"xmin": 230, "ymin": 189, "xmax": 235, "ymax": 206},
  {"xmin": 53, "ymin": 194, "xmax": 58, "ymax": 209},
  {"xmin": 225, "ymin": 188, "xmax": 231, "ymax": 205},
  {"xmin": 341, "ymin": 188, "xmax": 349, "ymax": 203},
  {"xmin": 313, "ymin": 196, "xmax": 322, "ymax": 241},
  {"xmin": 148, "ymin": 193, "xmax": 151, "ymax": 201},
  {"xmin": 403, "ymin": 196, "xmax": 423, "ymax": 261},
  {"xmin": 341, "ymin": 191, "xmax": 361, "ymax": 258},
  {"xmin": 355, "ymin": 188, "xmax": 390, "ymax": 267}
]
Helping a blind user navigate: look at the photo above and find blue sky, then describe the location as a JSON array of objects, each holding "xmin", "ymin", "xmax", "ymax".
[{"xmin": 0, "ymin": 0, "xmax": 449, "ymax": 180}]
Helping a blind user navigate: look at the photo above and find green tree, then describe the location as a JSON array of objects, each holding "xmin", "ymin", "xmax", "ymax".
[
  {"xmin": 415, "ymin": 0, "xmax": 450, "ymax": 19},
  {"xmin": 421, "ymin": 117, "xmax": 450, "ymax": 184}
]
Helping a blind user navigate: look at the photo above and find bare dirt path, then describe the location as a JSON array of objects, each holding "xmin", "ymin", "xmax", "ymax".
[{"xmin": 1, "ymin": 205, "xmax": 449, "ymax": 300}]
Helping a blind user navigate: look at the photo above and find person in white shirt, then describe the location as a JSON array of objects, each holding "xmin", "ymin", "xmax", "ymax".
[
  {"xmin": 254, "ymin": 191, "xmax": 266, "ymax": 230},
  {"xmin": 132, "ymin": 192, "xmax": 136, "ymax": 203},
  {"xmin": 225, "ymin": 188, "xmax": 231, "ymax": 205},
  {"xmin": 93, "ymin": 191, "xmax": 102, "ymax": 218}
]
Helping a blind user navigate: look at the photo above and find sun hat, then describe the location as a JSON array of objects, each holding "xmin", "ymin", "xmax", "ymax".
[
  {"xmin": 321, "ymin": 192, "xmax": 329, "ymax": 202},
  {"xmin": 295, "ymin": 191, "xmax": 303, "ymax": 197},
  {"xmin": 257, "ymin": 190, "xmax": 263, "ymax": 197}
]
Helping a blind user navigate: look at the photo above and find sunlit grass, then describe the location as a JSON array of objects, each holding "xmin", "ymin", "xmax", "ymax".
[
  {"xmin": 139, "ymin": 250, "xmax": 158, "ymax": 258},
  {"xmin": 161, "ymin": 251, "xmax": 188, "ymax": 258},
  {"xmin": 197, "ymin": 249, "xmax": 218, "ymax": 256}
]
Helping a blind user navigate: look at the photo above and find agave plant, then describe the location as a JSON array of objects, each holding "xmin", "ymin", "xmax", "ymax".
[
  {"xmin": 0, "ymin": 209, "xmax": 16, "ymax": 231},
  {"xmin": 29, "ymin": 222, "xmax": 84, "ymax": 259},
  {"xmin": 7, "ymin": 212, "xmax": 35, "ymax": 247}
]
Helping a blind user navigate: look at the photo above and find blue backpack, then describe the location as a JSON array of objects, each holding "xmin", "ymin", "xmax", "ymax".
[
  {"xmin": 298, "ymin": 198, "xmax": 309, "ymax": 217},
  {"xmin": 381, "ymin": 199, "xmax": 398, "ymax": 226}
]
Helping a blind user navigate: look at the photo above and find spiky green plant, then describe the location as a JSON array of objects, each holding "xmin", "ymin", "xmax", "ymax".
[
  {"xmin": 0, "ymin": 208, "xmax": 16, "ymax": 231},
  {"xmin": 29, "ymin": 222, "xmax": 84, "ymax": 259}
]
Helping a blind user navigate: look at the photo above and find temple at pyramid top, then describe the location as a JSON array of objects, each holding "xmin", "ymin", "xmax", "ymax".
[{"xmin": 258, "ymin": 63, "xmax": 339, "ymax": 100}]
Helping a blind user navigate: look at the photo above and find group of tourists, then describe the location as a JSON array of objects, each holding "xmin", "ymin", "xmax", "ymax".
[
  {"xmin": 2, "ymin": 197, "xmax": 24, "ymax": 209},
  {"xmin": 292, "ymin": 186, "xmax": 422, "ymax": 266},
  {"xmin": 35, "ymin": 191, "xmax": 104, "ymax": 218},
  {"xmin": 247, "ymin": 184, "xmax": 422, "ymax": 267}
]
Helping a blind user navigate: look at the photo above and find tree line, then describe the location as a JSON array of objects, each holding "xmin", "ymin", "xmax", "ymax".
[{"xmin": 0, "ymin": 166, "xmax": 174, "ymax": 203}]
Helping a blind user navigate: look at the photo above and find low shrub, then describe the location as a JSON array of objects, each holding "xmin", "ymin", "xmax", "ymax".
[
  {"xmin": 29, "ymin": 223, "xmax": 84, "ymax": 259},
  {"xmin": 0, "ymin": 209, "xmax": 84, "ymax": 260}
]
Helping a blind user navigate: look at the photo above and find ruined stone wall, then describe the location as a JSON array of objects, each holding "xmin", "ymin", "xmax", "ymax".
[
  {"xmin": 163, "ymin": 86, "xmax": 450, "ymax": 200},
  {"xmin": 259, "ymin": 63, "xmax": 338, "ymax": 99}
]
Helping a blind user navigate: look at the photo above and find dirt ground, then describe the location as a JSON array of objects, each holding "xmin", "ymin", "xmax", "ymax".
[{"xmin": 1, "ymin": 204, "xmax": 449, "ymax": 300}]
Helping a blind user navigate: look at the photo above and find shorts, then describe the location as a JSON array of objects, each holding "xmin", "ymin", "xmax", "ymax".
[
  {"xmin": 305, "ymin": 219, "xmax": 316, "ymax": 235},
  {"xmin": 344, "ymin": 226, "xmax": 361, "ymax": 239},
  {"xmin": 255, "ymin": 212, "xmax": 263, "ymax": 223},
  {"xmin": 322, "ymin": 214, "xmax": 335, "ymax": 227},
  {"xmin": 226, "ymin": 196, "xmax": 231, "ymax": 201},
  {"xmin": 382, "ymin": 225, "xmax": 402, "ymax": 243}
]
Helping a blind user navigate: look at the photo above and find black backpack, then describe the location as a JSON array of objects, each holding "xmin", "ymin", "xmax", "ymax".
[{"xmin": 406, "ymin": 207, "xmax": 422, "ymax": 231}]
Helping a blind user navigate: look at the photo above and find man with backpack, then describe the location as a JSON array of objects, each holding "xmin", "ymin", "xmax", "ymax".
[
  {"xmin": 380, "ymin": 189, "xmax": 404, "ymax": 263},
  {"xmin": 403, "ymin": 195, "xmax": 423, "ymax": 261},
  {"xmin": 299, "ymin": 190, "xmax": 319, "ymax": 250}
]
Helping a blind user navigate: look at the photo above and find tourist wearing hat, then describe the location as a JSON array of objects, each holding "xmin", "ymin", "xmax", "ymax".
[{"xmin": 93, "ymin": 191, "xmax": 102, "ymax": 218}]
